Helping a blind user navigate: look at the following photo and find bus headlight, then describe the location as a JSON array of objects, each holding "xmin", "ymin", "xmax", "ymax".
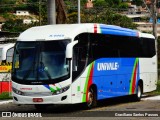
[
  {"xmin": 52, "ymin": 85, "xmax": 70, "ymax": 95},
  {"xmin": 12, "ymin": 87, "xmax": 24, "ymax": 95}
]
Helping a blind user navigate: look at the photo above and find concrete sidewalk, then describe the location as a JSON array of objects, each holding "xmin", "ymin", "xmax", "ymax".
[
  {"xmin": 142, "ymin": 95, "xmax": 160, "ymax": 100},
  {"xmin": 0, "ymin": 100, "xmax": 12, "ymax": 105}
]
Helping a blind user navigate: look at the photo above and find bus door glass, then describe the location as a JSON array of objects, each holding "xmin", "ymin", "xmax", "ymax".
[{"xmin": 73, "ymin": 45, "xmax": 87, "ymax": 79}]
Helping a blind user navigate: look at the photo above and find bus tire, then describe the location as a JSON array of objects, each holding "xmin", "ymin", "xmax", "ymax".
[
  {"xmin": 134, "ymin": 83, "xmax": 142, "ymax": 101},
  {"xmin": 86, "ymin": 86, "xmax": 97, "ymax": 109},
  {"xmin": 34, "ymin": 104, "xmax": 48, "ymax": 111}
]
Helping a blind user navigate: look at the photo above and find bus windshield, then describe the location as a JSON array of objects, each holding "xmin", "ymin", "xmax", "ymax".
[{"xmin": 12, "ymin": 40, "xmax": 70, "ymax": 84}]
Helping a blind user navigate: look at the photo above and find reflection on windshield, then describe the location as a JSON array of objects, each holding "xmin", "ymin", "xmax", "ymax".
[{"xmin": 12, "ymin": 40, "xmax": 70, "ymax": 81}]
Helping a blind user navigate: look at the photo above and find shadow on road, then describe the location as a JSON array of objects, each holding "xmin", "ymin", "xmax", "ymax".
[
  {"xmin": 0, "ymin": 95, "xmax": 140, "ymax": 117},
  {"xmin": 34, "ymin": 95, "xmax": 138, "ymax": 114},
  {"xmin": 97, "ymin": 95, "xmax": 138, "ymax": 108}
]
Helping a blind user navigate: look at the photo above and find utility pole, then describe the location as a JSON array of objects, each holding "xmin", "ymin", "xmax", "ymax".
[
  {"xmin": 47, "ymin": 0, "xmax": 56, "ymax": 24},
  {"xmin": 39, "ymin": 0, "xmax": 42, "ymax": 26},
  {"xmin": 78, "ymin": 0, "xmax": 81, "ymax": 23},
  {"xmin": 151, "ymin": 0, "xmax": 158, "ymax": 80},
  {"xmin": 151, "ymin": 0, "xmax": 157, "ymax": 41}
]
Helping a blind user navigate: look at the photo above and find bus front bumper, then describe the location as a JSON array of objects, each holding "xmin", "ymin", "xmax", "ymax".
[{"xmin": 12, "ymin": 91, "xmax": 71, "ymax": 104}]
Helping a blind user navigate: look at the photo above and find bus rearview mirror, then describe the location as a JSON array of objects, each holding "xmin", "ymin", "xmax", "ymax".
[{"xmin": 66, "ymin": 40, "xmax": 78, "ymax": 58}]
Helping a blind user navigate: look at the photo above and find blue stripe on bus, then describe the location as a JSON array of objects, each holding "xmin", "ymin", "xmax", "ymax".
[{"xmin": 99, "ymin": 24, "xmax": 138, "ymax": 37}]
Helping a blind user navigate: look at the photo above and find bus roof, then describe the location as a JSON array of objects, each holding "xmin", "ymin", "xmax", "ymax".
[
  {"xmin": 139, "ymin": 32, "xmax": 155, "ymax": 39},
  {"xmin": 17, "ymin": 23, "xmax": 154, "ymax": 41}
]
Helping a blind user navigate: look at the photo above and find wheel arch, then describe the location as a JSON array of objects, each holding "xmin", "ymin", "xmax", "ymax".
[
  {"xmin": 86, "ymin": 84, "xmax": 98, "ymax": 108},
  {"xmin": 89, "ymin": 84, "xmax": 97, "ymax": 96},
  {"xmin": 138, "ymin": 79, "xmax": 143, "ymax": 94}
]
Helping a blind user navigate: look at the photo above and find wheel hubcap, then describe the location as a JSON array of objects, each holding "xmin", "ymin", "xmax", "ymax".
[
  {"xmin": 87, "ymin": 91, "xmax": 93, "ymax": 106},
  {"xmin": 137, "ymin": 86, "xmax": 141, "ymax": 98}
]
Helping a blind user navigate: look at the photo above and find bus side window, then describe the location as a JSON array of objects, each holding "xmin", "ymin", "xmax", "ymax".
[
  {"xmin": 141, "ymin": 38, "xmax": 156, "ymax": 57},
  {"xmin": 0, "ymin": 48, "xmax": 2, "ymax": 63},
  {"xmin": 6, "ymin": 47, "xmax": 14, "ymax": 63},
  {"xmin": 73, "ymin": 47, "xmax": 79, "ymax": 71}
]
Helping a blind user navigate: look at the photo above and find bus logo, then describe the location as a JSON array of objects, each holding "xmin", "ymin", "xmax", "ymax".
[{"xmin": 97, "ymin": 62, "xmax": 119, "ymax": 71}]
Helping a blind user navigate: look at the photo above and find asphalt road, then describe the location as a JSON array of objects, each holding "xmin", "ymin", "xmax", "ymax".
[{"xmin": 0, "ymin": 95, "xmax": 160, "ymax": 120}]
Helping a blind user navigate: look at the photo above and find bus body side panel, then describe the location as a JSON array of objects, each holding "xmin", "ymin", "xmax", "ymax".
[
  {"xmin": 71, "ymin": 56, "xmax": 157, "ymax": 104},
  {"xmin": 71, "ymin": 58, "xmax": 141, "ymax": 103},
  {"xmin": 92, "ymin": 58, "xmax": 140, "ymax": 100},
  {"xmin": 139, "ymin": 56, "xmax": 157, "ymax": 93},
  {"xmin": 71, "ymin": 65, "xmax": 90, "ymax": 104}
]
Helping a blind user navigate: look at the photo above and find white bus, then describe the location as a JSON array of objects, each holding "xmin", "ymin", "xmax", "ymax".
[
  {"xmin": 11, "ymin": 24, "xmax": 157, "ymax": 110},
  {"xmin": 0, "ymin": 43, "xmax": 14, "ymax": 81}
]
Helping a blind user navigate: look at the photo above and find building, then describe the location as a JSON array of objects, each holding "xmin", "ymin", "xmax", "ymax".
[
  {"xmin": 23, "ymin": 19, "xmax": 39, "ymax": 24},
  {"xmin": 15, "ymin": 10, "xmax": 30, "ymax": 16},
  {"xmin": 14, "ymin": 10, "xmax": 39, "ymax": 24},
  {"xmin": 85, "ymin": 0, "xmax": 93, "ymax": 8}
]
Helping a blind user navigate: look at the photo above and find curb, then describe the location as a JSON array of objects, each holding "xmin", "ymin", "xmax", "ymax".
[
  {"xmin": 0, "ymin": 100, "xmax": 12, "ymax": 105},
  {"xmin": 142, "ymin": 95, "xmax": 160, "ymax": 100}
]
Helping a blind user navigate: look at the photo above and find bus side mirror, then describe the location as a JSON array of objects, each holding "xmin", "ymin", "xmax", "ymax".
[{"xmin": 66, "ymin": 40, "xmax": 78, "ymax": 58}]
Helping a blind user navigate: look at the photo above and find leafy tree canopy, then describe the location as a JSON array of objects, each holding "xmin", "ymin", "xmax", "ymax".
[
  {"xmin": 1, "ymin": 0, "xmax": 137, "ymax": 33},
  {"xmin": 132, "ymin": 0, "xmax": 143, "ymax": 6},
  {"xmin": 2, "ymin": 19, "xmax": 39, "ymax": 32}
]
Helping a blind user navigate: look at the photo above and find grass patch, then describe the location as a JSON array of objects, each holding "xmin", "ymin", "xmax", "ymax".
[
  {"xmin": 147, "ymin": 80, "xmax": 160, "ymax": 96},
  {"xmin": 0, "ymin": 92, "xmax": 12, "ymax": 100}
]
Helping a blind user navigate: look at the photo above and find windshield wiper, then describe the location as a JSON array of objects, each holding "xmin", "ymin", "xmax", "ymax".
[{"xmin": 39, "ymin": 61, "xmax": 52, "ymax": 80}]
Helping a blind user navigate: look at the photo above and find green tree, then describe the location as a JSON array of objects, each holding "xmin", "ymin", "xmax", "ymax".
[
  {"xmin": 2, "ymin": 19, "xmax": 39, "ymax": 32},
  {"xmin": 93, "ymin": 0, "xmax": 129, "ymax": 9},
  {"xmin": 0, "ymin": 0, "xmax": 16, "ymax": 13},
  {"xmin": 132, "ymin": 0, "xmax": 143, "ymax": 6},
  {"xmin": 118, "ymin": 2, "xmax": 129, "ymax": 9},
  {"xmin": 0, "ymin": 0, "xmax": 16, "ymax": 4},
  {"xmin": 94, "ymin": 8, "xmax": 137, "ymax": 29},
  {"xmin": 93, "ymin": 0, "xmax": 109, "ymax": 6},
  {"xmin": 105, "ymin": 0, "xmax": 121, "ymax": 5},
  {"xmin": 67, "ymin": 8, "xmax": 137, "ymax": 29}
]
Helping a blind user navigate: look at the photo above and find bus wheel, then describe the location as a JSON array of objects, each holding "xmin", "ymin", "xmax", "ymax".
[
  {"xmin": 86, "ymin": 87, "xmax": 97, "ymax": 109},
  {"xmin": 134, "ymin": 84, "xmax": 142, "ymax": 101},
  {"xmin": 34, "ymin": 104, "xmax": 48, "ymax": 111}
]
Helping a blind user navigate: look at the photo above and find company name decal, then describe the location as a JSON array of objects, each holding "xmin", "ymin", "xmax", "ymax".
[
  {"xmin": 49, "ymin": 34, "xmax": 65, "ymax": 38},
  {"xmin": 20, "ymin": 88, "xmax": 32, "ymax": 90},
  {"xmin": 97, "ymin": 62, "xmax": 119, "ymax": 71}
]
